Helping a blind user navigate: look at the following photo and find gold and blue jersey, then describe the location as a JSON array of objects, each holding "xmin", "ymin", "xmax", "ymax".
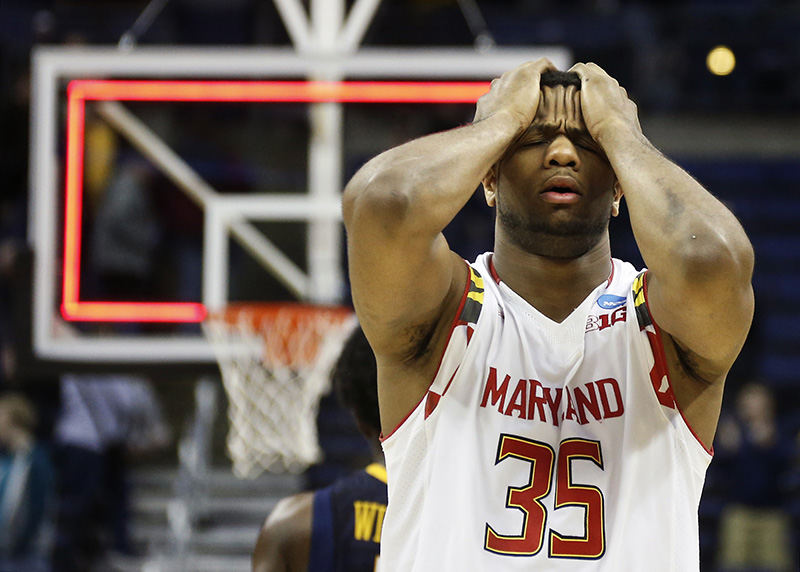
[{"xmin": 309, "ymin": 463, "xmax": 388, "ymax": 572}]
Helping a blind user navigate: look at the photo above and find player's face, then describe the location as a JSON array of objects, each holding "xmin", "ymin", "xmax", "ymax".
[{"xmin": 486, "ymin": 84, "xmax": 620, "ymax": 258}]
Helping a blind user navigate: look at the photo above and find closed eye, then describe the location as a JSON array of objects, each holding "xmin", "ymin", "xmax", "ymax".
[
  {"xmin": 518, "ymin": 137, "xmax": 548, "ymax": 148},
  {"xmin": 578, "ymin": 142, "xmax": 611, "ymax": 163}
]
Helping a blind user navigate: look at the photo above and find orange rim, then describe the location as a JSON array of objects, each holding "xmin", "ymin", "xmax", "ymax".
[{"xmin": 207, "ymin": 303, "xmax": 354, "ymax": 367}]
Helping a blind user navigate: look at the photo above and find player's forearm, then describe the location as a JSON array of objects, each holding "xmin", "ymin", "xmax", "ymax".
[
  {"xmin": 342, "ymin": 111, "xmax": 524, "ymax": 236},
  {"xmin": 601, "ymin": 126, "xmax": 753, "ymax": 284}
]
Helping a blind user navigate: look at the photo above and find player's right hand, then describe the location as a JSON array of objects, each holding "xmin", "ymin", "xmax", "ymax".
[{"xmin": 473, "ymin": 58, "xmax": 557, "ymax": 133}]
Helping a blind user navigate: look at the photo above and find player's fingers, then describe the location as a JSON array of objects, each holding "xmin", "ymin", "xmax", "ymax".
[
  {"xmin": 568, "ymin": 62, "xmax": 587, "ymax": 75},
  {"xmin": 530, "ymin": 57, "xmax": 557, "ymax": 73},
  {"xmin": 510, "ymin": 59, "xmax": 556, "ymax": 84},
  {"xmin": 569, "ymin": 62, "xmax": 600, "ymax": 87},
  {"xmin": 584, "ymin": 62, "xmax": 610, "ymax": 75},
  {"xmin": 568, "ymin": 63, "xmax": 589, "ymax": 90},
  {"xmin": 571, "ymin": 62, "xmax": 616, "ymax": 86}
]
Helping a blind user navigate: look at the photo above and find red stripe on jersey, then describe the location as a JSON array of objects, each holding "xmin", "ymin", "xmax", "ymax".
[
  {"xmin": 641, "ymin": 272, "xmax": 675, "ymax": 408},
  {"xmin": 442, "ymin": 367, "xmax": 459, "ymax": 397},
  {"xmin": 424, "ymin": 391, "xmax": 442, "ymax": 419},
  {"xmin": 606, "ymin": 258, "xmax": 615, "ymax": 286},
  {"xmin": 488, "ymin": 255, "xmax": 502, "ymax": 284},
  {"xmin": 424, "ymin": 357, "xmax": 460, "ymax": 419},
  {"xmin": 646, "ymin": 329, "xmax": 676, "ymax": 409}
]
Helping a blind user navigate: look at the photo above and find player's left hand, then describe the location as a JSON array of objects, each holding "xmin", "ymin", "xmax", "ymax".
[{"xmin": 569, "ymin": 62, "xmax": 642, "ymax": 146}]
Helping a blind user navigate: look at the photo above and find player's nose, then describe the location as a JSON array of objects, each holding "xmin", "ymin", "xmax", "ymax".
[{"xmin": 543, "ymin": 134, "xmax": 580, "ymax": 169}]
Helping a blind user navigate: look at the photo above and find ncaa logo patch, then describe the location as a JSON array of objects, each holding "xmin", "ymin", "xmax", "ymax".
[{"xmin": 597, "ymin": 294, "xmax": 627, "ymax": 310}]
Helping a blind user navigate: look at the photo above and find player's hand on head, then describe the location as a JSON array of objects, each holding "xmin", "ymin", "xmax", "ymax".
[
  {"xmin": 569, "ymin": 62, "xmax": 642, "ymax": 144},
  {"xmin": 474, "ymin": 58, "xmax": 558, "ymax": 131}
]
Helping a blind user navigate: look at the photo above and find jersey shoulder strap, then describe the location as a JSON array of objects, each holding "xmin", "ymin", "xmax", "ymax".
[
  {"xmin": 457, "ymin": 264, "xmax": 484, "ymax": 326},
  {"xmin": 632, "ymin": 270, "xmax": 652, "ymax": 330}
]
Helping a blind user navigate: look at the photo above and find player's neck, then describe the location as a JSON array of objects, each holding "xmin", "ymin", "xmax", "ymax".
[{"xmin": 491, "ymin": 234, "xmax": 612, "ymax": 323}]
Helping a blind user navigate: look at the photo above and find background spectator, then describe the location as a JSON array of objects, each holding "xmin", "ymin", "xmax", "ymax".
[
  {"xmin": 51, "ymin": 374, "xmax": 170, "ymax": 572},
  {"xmin": 0, "ymin": 393, "xmax": 54, "ymax": 572},
  {"xmin": 714, "ymin": 383, "xmax": 796, "ymax": 571}
]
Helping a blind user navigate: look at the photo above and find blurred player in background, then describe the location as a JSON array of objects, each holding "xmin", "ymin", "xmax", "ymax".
[
  {"xmin": 343, "ymin": 59, "xmax": 754, "ymax": 570},
  {"xmin": 253, "ymin": 325, "xmax": 385, "ymax": 572}
]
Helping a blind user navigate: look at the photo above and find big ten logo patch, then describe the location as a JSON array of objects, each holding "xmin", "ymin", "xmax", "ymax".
[{"xmin": 586, "ymin": 306, "xmax": 627, "ymax": 333}]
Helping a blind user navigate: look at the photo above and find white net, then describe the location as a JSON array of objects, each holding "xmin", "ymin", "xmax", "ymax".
[{"xmin": 204, "ymin": 304, "xmax": 355, "ymax": 478}]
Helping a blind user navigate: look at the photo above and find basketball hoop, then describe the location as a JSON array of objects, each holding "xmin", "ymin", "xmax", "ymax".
[{"xmin": 204, "ymin": 303, "xmax": 355, "ymax": 477}]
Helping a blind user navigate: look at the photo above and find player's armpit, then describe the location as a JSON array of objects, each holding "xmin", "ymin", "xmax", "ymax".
[
  {"xmin": 252, "ymin": 492, "xmax": 313, "ymax": 572},
  {"xmin": 658, "ymin": 329, "xmax": 727, "ymax": 450}
]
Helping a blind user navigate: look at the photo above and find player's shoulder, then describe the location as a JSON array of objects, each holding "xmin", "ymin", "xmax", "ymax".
[
  {"xmin": 253, "ymin": 492, "xmax": 314, "ymax": 572},
  {"xmin": 261, "ymin": 491, "xmax": 314, "ymax": 539}
]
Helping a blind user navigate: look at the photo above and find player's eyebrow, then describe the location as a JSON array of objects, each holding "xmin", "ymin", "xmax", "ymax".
[
  {"xmin": 522, "ymin": 122, "xmax": 591, "ymax": 140},
  {"xmin": 567, "ymin": 127, "xmax": 597, "ymax": 143},
  {"xmin": 518, "ymin": 124, "xmax": 547, "ymax": 139}
]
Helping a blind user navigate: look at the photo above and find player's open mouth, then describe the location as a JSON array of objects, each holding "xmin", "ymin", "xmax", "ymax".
[{"xmin": 540, "ymin": 186, "xmax": 581, "ymax": 204}]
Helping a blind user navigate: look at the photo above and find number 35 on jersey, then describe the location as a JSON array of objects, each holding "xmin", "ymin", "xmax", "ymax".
[{"xmin": 485, "ymin": 435, "xmax": 605, "ymax": 560}]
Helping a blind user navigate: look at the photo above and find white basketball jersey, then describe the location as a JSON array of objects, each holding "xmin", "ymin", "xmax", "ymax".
[{"xmin": 380, "ymin": 253, "xmax": 712, "ymax": 571}]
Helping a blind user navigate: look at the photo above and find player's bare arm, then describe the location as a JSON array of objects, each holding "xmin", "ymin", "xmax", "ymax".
[
  {"xmin": 343, "ymin": 58, "xmax": 555, "ymax": 432},
  {"xmin": 252, "ymin": 492, "xmax": 312, "ymax": 572},
  {"xmin": 571, "ymin": 62, "xmax": 755, "ymax": 446}
]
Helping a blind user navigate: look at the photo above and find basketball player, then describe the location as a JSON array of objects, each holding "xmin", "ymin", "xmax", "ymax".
[
  {"xmin": 342, "ymin": 59, "xmax": 754, "ymax": 570},
  {"xmin": 252, "ymin": 326, "xmax": 386, "ymax": 572}
]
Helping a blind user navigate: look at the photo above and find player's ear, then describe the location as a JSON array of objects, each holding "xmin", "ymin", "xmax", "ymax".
[
  {"xmin": 611, "ymin": 180, "xmax": 623, "ymax": 217},
  {"xmin": 483, "ymin": 164, "xmax": 498, "ymax": 207}
]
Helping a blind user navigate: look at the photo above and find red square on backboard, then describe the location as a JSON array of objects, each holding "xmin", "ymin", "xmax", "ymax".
[{"xmin": 62, "ymin": 79, "xmax": 488, "ymax": 322}]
